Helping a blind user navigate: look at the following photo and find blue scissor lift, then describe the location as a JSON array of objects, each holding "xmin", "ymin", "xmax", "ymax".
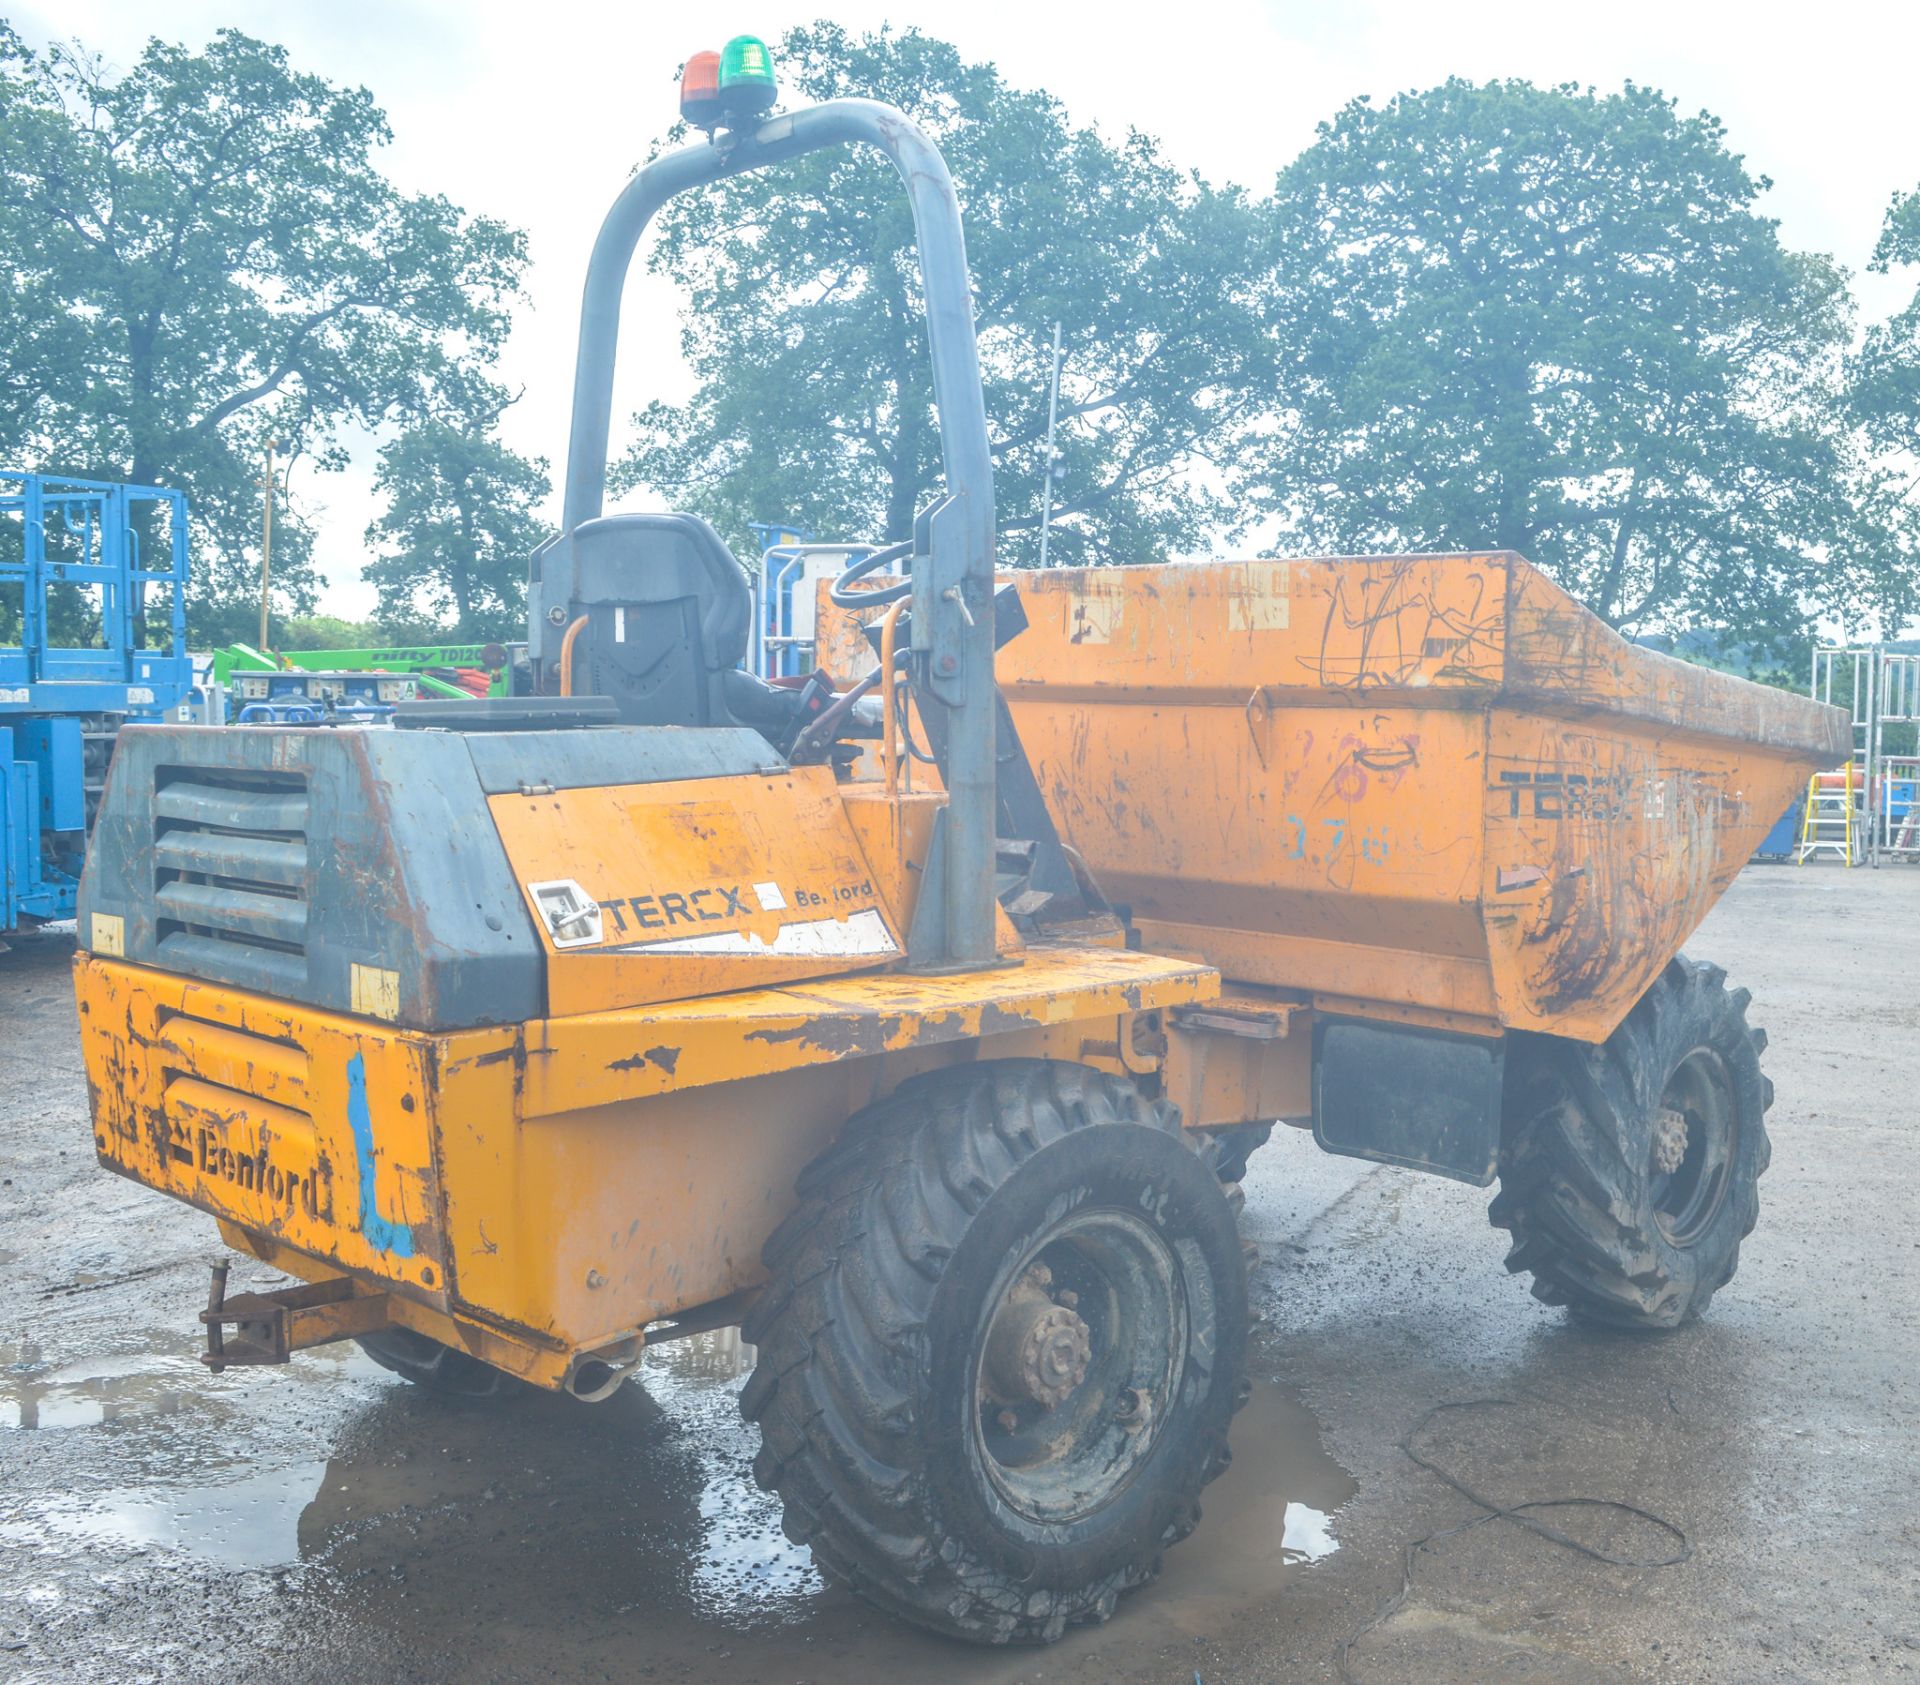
[{"xmin": 1, "ymin": 472, "xmax": 193, "ymax": 937}]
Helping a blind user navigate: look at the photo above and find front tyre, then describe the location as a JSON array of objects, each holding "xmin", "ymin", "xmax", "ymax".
[
  {"xmin": 742, "ymin": 1060, "xmax": 1249, "ymax": 1644},
  {"xmin": 1491, "ymin": 957, "xmax": 1772, "ymax": 1330}
]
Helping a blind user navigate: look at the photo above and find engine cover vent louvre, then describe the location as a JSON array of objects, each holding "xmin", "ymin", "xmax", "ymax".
[{"xmin": 153, "ymin": 769, "xmax": 311, "ymax": 986}]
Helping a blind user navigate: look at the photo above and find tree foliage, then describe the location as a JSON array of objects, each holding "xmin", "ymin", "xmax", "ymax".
[
  {"xmin": 1251, "ymin": 79, "xmax": 1902, "ymax": 647},
  {"xmin": 0, "ymin": 25, "xmax": 527, "ymax": 642},
  {"xmin": 1850, "ymin": 185, "xmax": 1920, "ymax": 582},
  {"xmin": 363, "ymin": 375, "xmax": 550, "ymax": 641},
  {"xmin": 6, "ymin": 20, "xmax": 1913, "ymax": 654},
  {"xmin": 1856, "ymin": 184, "xmax": 1920, "ymax": 454},
  {"xmin": 273, "ymin": 614, "xmax": 385, "ymax": 651},
  {"xmin": 612, "ymin": 24, "xmax": 1272, "ymax": 567}
]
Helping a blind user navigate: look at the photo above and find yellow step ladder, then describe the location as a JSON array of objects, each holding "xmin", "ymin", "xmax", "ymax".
[{"xmin": 1796, "ymin": 762, "xmax": 1857, "ymax": 865}]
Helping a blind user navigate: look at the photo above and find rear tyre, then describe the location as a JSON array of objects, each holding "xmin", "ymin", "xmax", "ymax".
[
  {"xmin": 741, "ymin": 1060, "xmax": 1249, "ymax": 1645},
  {"xmin": 1490, "ymin": 957, "xmax": 1772, "ymax": 1330},
  {"xmin": 356, "ymin": 1328, "xmax": 508, "ymax": 1398}
]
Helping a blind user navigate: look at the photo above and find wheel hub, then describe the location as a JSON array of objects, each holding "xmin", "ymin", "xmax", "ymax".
[
  {"xmin": 1652, "ymin": 1046, "xmax": 1739, "ymax": 1248},
  {"xmin": 970, "ymin": 1205, "xmax": 1192, "ymax": 1528},
  {"xmin": 983, "ymin": 1264, "xmax": 1092, "ymax": 1409},
  {"xmin": 1652, "ymin": 1106, "xmax": 1690, "ymax": 1176}
]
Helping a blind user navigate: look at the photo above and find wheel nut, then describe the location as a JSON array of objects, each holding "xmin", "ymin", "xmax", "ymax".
[
  {"xmin": 1056, "ymin": 1289, "xmax": 1078, "ymax": 1309},
  {"xmin": 1652, "ymin": 1107, "xmax": 1689, "ymax": 1175},
  {"xmin": 997, "ymin": 1409, "xmax": 1019, "ymax": 1434},
  {"xmin": 983, "ymin": 1268, "xmax": 1093, "ymax": 1410}
]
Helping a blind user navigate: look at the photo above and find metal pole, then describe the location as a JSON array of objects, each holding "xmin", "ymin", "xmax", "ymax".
[
  {"xmin": 1867, "ymin": 646, "xmax": 1884, "ymax": 867},
  {"xmin": 257, "ymin": 440, "xmax": 278, "ymax": 651},
  {"xmin": 1037, "ymin": 321, "xmax": 1062, "ymax": 569}
]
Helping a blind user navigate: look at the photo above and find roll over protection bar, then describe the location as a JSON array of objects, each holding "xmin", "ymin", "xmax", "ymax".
[{"xmin": 558, "ymin": 99, "xmax": 999, "ymax": 969}]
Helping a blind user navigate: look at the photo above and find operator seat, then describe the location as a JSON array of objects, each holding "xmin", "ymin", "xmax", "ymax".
[{"xmin": 528, "ymin": 512, "xmax": 786, "ymax": 731}]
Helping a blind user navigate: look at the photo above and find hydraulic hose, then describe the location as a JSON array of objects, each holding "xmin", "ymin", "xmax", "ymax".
[{"xmin": 558, "ymin": 615, "xmax": 590, "ymax": 696}]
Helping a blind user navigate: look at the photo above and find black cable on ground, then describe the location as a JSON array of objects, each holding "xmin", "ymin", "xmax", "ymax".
[{"xmin": 1335, "ymin": 1397, "xmax": 1693, "ymax": 1682}]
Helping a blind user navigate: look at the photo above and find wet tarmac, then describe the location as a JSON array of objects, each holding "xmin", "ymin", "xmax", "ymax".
[{"xmin": 2, "ymin": 864, "xmax": 1916, "ymax": 1681}]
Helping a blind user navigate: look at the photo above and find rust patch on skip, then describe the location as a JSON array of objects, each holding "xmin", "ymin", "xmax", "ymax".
[
  {"xmin": 977, "ymin": 1001, "xmax": 1043, "ymax": 1037},
  {"xmin": 744, "ymin": 1016, "xmax": 892, "ymax": 1059},
  {"xmin": 608, "ymin": 1045, "xmax": 682, "ymax": 1077}
]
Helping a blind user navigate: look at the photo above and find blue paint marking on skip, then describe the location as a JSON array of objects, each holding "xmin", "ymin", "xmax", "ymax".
[{"xmin": 346, "ymin": 1051, "xmax": 415, "ymax": 1258}]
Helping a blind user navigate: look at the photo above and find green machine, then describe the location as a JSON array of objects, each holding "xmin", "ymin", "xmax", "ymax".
[{"xmin": 210, "ymin": 642, "xmax": 520, "ymax": 719}]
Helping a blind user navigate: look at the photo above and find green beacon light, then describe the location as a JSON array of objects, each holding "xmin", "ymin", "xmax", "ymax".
[{"xmin": 717, "ymin": 34, "xmax": 777, "ymax": 119}]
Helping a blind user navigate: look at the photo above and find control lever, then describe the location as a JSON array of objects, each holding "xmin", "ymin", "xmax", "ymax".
[{"xmin": 775, "ymin": 668, "xmax": 842, "ymax": 756}]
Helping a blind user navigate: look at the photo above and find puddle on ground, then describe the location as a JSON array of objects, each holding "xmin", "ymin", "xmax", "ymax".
[
  {"xmin": 647, "ymin": 1324, "xmax": 755, "ymax": 1384},
  {"xmin": 642, "ymin": 1328, "xmax": 828, "ymax": 1622},
  {"xmin": 1113, "ymin": 1378, "xmax": 1355, "ymax": 1642},
  {"xmin": 1, "ymin": 1461, "xmax": 328, "ymax": 1570},
  {"xmin": 1, "ymin": 1315, "xmax": 1356, "ymax": 1680},
  {"xmin": 0, "ymin": 1338, "xmax": 204, "ymax": 1431}
]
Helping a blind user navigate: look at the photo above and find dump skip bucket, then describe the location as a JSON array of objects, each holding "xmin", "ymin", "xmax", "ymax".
[{"xmin": 992, "ymin": 554, "xmax": 1846, "ymax": 1043}]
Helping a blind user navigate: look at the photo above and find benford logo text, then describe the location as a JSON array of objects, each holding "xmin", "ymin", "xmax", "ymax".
[{"xmin": 195, "ymin": 1127, "xmax": 333, "ymax": 1221}]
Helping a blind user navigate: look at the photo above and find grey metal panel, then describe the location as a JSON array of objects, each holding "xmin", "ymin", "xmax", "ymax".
[
  {"xmin": 80, "ymin": 724, "xmax": 545, "ymax": 1032},
  {"xmin": 155, "ymin": 879, "xmax": 308, "ymax": 946},
  {"xmin": 333, "ymin": 729, "xmax": 546, "ymax": 1029},
  {"xmin": 459, "ymin": 725, "xmax": 776, "ymax": 795},
  {"xmin": 155, "ymin": 930, "xmax": 306, "ymax": 998},
  {"xmin": 154, "ymin": 780, "xmax": 309, "ymax": 832}
]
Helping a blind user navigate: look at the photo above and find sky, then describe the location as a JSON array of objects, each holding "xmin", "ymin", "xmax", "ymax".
[{"xmin": 12, "ymin": 0, "xmax": 1920, "ymax": 619}]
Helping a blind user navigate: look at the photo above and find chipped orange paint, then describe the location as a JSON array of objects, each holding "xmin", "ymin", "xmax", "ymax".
[
  {"xmin": 999, "ymin": 555, "xmax": 1847, "ymax": 1040},
  {"xmin": 76, "ymin": 939, "xmax": 1215, "ymax": 1386},
  {"xmin": 77, "ymin": 958, "xmax": 473, "ymax": 1299},
  {"xmin": 509, "ymin": 942, "xmax": 1213, "ymax": 1115}
]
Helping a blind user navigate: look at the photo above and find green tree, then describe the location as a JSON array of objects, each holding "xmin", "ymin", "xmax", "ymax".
[
  {"xmin": 1252, "ymin": 79, "xmax": 1903, "ymax": 648},
  {"xmin": 274, "ymin": 614, "xmax": 386, "ymax": 652},
  {"xmin": 0, "ymin": 25, "xmax": 527, "ymax": 643},
  {"xmin": 611, "ymin": 23, "xmax": 1273, "ymax": 568},
  {"xmin": 363, "ymin": 377, "xmax": 551, "ymax": 640},
  {"xmin": 1851, "ymin": 186, "xmax": 1920, "ymax": 588}
]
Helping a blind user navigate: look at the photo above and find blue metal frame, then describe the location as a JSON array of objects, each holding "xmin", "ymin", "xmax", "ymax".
[
  {"xmin": 1, "ymin": 471, "xmax": 193, "ymax": 932},
  {"xmin": 234, "ymin": 698, "xmax": 396, "ymax": 727},
  {"xmin": 754, "ymin": 543, "xmax": 882, "ymax": 680},
  {"xmin": 1, "ymin": 471, "xmax": 193, "ymax": 710}
]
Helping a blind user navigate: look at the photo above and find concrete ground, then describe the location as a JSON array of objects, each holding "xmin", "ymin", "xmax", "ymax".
[{"xmin": 0, "ymin": 863, "xmax": 1915, "ymax": 1683}]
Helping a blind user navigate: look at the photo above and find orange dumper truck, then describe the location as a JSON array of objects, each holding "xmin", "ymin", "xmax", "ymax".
[{"xmin": 72, "ymin": 55, "xmax": 1845, "ymax": 1647}]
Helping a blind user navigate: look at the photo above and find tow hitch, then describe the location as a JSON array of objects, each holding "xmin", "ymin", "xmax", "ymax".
[{"xmin": 199, "ymin": 1261, "xmax": 391, "ymax": 1372}]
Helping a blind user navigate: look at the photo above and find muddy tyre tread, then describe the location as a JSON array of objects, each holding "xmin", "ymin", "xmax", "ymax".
[
  {"xmin": 1197, "ymin": 1120, "xmax": 1274, "ymax": 1186},
  {"xmin": 741, "ymin": 1059, "xmax": 1245, "ymax": 1645},
  {"xmin": 1490, "ymin": 956, "xmax": 1772, "ymax": 1330}
]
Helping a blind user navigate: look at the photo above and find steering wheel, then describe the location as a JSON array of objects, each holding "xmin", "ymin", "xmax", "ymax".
[{"xmin": 828, "ymin": 539, "xmax": 915, "ymax": 608}]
